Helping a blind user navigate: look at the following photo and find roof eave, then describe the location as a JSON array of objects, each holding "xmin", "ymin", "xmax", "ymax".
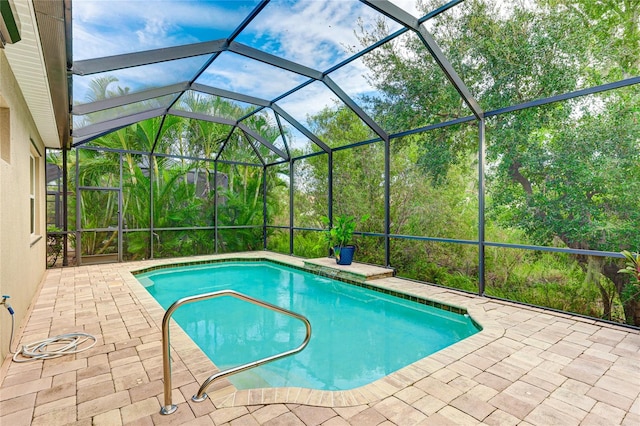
[{"xmin": 3, "ymin": 0, "xmax": 69, "ymax": 149}]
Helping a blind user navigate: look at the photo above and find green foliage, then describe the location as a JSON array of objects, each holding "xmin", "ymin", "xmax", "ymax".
[
  {"xmin": 390, "ymin": 139, "xmax": 479, "ymax": 241},
  {"xmin": 154, "ymin": 229, "xmax": 216, "ymax": 258},
  {"xmin": 266, "ymin": 230, "xmax": 327, "ymax": 259},
  {"xmin": 59, "ymin": 84, "xmax": 287, "ymax": 261},
  {"xmin": 294, "ymin": 231, "xmax": 326, "ymax": 258},
  {"xmin": 308, "ymin": 104, "xmax": 376, "ymax": 149},
  {"xmin": 47, "ymin": 1, "xmax": 640, "ymax": 326},
  {"xmin": 123, "ymin": 232, "xmax": 149, "ymax": 261},
  {"xmin": 484, "ymin": 250, "xmax": 622, "ymax": 320},
  {"xmin": 216, "ymin": 163, "xmax": 266, "ymax": 252},
  {"xmin": 291, "ymin": 154, "xmax": 329, "ymax": 229},
  {"xmin": 619, "ymin": 251, "xmax": 640, "ymax": 304},
  {"xmin": 619, "ymin": 250, "xmax": 640, "ymax": 281},
  {"xmin": 266, "ymin": 230, "xmax": 289, "ymax": 255},
  {"xmin": 351, "ymin": 234, "xmax": 386, "ymax": 266},
  {"xmin": 346, "ymin": 0, "xmax": 640, "ymax": 325},
  {"xmin": 321, "ymin": 214, "xmax": 369, "ymax": 259}
]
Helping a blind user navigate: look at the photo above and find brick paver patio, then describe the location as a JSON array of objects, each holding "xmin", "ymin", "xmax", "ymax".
[{"xmin": 1, "ymin": 252, "xmax": 638, "ymax": 425}]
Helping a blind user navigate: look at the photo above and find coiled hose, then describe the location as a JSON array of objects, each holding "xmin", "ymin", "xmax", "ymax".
[
  {"xmin": 12, "ymin": 332, "xmax": 97, "ymax": 362},
  {"xmin": 3, "ymin": 296, "xmax": 97, "ymax": 362}
]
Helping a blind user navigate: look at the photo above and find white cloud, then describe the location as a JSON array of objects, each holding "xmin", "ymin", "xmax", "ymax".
[
  {"xmin": 71, "ymin": 0, "xmax": 401, "ymax": 142},
  {"xmin": 275, "ymin": 77, "xmax": 378, "ymax": 134},
  {"xmin": 241, "ymin": 1, "xmax": 356, "ymax": 70},
  {"xmin": 72, "ymin": 0, "xmax": 400, "ymax": 100},
  {"xmin": 227, "ymin": 1, "xmax": 396, "ymax": 122},
  {"xmin": 236, "ymin": 0, "xmax": 401, "ymax": 71},
  {"xmin": 72, "ymin": 0, "xmax": 254, "ymax": 59},
  {"xmin": 327, "ymin": 57, "xmax": 378, "ymax": 101},
  {"xmin": 197, "ymin": 52, "xmax": 307, "ymax": 100},
  {"xmin": 276, "ymin": 80, "xmax": 337, "ymax": 124},
  {"xmin": 73, "ymin": 55, "xmax": 210, "ymax": 102},
  {"xmin": 387, "ymin": 0, "xmax": 422, "ymax": 17}
]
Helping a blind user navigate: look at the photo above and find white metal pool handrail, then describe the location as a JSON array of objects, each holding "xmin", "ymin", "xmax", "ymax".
[{"xmin": 160, "ymin": 289, "xmax": 312, "ymax": 415}]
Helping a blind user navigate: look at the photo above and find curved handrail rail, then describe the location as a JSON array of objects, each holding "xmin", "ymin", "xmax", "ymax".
[{"xmin": 160, "ymin": 289, "xmax": 311, "ymax": 415}]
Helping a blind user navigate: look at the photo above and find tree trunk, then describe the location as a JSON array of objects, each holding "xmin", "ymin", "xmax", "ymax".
[
  {"xmin": 602, "ymin": 261, "xmax": 640, "ymax": 326},
  {"xmin": 586, "ymin": 257, "xmax": 613, "ymax": 320},
  {"xmin": 509, "ymin": 160, "xmax": 533, "ymax": 195},
  {"xmin": 625, "ymin": 299, "xmax": 640, "ymax": 326}
]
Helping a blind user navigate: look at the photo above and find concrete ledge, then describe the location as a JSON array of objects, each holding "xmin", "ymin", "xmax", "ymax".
[{"xmin": 303, "ymin": 257, "xmax": 394, "ymax": 282}]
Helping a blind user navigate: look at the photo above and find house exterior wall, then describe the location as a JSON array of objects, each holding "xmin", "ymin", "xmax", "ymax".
[{"xmin": 0, "ymin": 51, "xmax": 47, "ymax": 361}]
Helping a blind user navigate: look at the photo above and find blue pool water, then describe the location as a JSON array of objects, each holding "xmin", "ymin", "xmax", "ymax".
[{"xmin": 137, "ymin": 261, "xmax": 479, "ymax": 390}]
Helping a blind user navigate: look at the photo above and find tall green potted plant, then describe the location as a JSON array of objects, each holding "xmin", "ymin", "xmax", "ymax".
[{"xmin": 321, "ymin": 214, "xmax": 368, "ymax": 265}]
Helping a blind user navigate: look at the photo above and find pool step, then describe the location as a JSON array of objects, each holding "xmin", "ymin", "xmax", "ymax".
[
  {"xmin": 303, "ymin": 258, "xmax": 394, "ymax": 282},
  {"xmin": 230, "ymin": 364, "xmax": 316, "ymax": 390}
]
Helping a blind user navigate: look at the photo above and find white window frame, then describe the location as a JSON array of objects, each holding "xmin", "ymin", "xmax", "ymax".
[{"xmin": 30, "ymin": 153, "xmax": 36, "ymax": 236}]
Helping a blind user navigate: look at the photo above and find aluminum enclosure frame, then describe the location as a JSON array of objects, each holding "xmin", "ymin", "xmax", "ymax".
[{"xmin": 51, "ymin": 0, "xmax": 638, "ymax": 317}]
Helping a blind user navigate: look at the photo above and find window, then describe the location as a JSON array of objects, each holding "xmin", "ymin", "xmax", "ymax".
[
  {"xmin": 0, "ymin": 106, "xmax": 9, "ymax": 163},
  {"xmin": 30, "ymin": 153, "xmax": 36, "ymax": 235},
  {"xmin": 29, "ymin": 142, "xmax": 41, "ymax": 238}
]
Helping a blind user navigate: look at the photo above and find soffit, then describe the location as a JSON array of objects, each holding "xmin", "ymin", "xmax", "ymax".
[{"xmin": 3, "ymin": 0, "xmax": 61, "ymax": 149}]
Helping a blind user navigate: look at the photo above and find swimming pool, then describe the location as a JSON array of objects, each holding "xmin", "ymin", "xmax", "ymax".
[{"xmin": 137, "ymin": 261, "xmax": 480, "ymax": 391}]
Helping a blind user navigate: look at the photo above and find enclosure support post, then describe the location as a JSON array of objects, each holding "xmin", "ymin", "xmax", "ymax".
[
  {"xmin": 478, "ymin": 119, "xmax": 486, "ymax": 296},
  {"xmin": 384, "ymin": 136, "xmax": 391, "ymax": 267},
  {"xmin": 262, "ymin": 165, "xmax": 267, "ymax": 250},
  {"xmin": 118, "ymin": 153, "xmax": 123, "ymax": 262},
  {"xmin": 328, "ymin": 151, "xmax": 334, "ymax": 257},
  {"xmin": 289, "ymin": 159, "xmax": 294, "ymax": 255},
  {"xmin": 62, "ymin": 148, "xmax": 68, "ymax": 266},
  {"xmin": 214, "ymin": 161, "xmax": 219, "ymax": 254},
  {"xmin": 150, "ymin": 154, "xmax": 155, "ymax": 259},
  {"xmin": 75, "ymin": 148, "xmax": 81, "ymax": 266}
]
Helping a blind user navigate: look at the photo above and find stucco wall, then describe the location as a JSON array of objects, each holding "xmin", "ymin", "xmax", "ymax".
[{"xmin": 0, "ymin": 52, "xmax": 47, "ymax": 361}]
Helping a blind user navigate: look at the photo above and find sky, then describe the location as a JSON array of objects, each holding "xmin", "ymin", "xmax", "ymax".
[{"xmin": 71, "ymin": 0, "xmax": 428, "ymax": 146}]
